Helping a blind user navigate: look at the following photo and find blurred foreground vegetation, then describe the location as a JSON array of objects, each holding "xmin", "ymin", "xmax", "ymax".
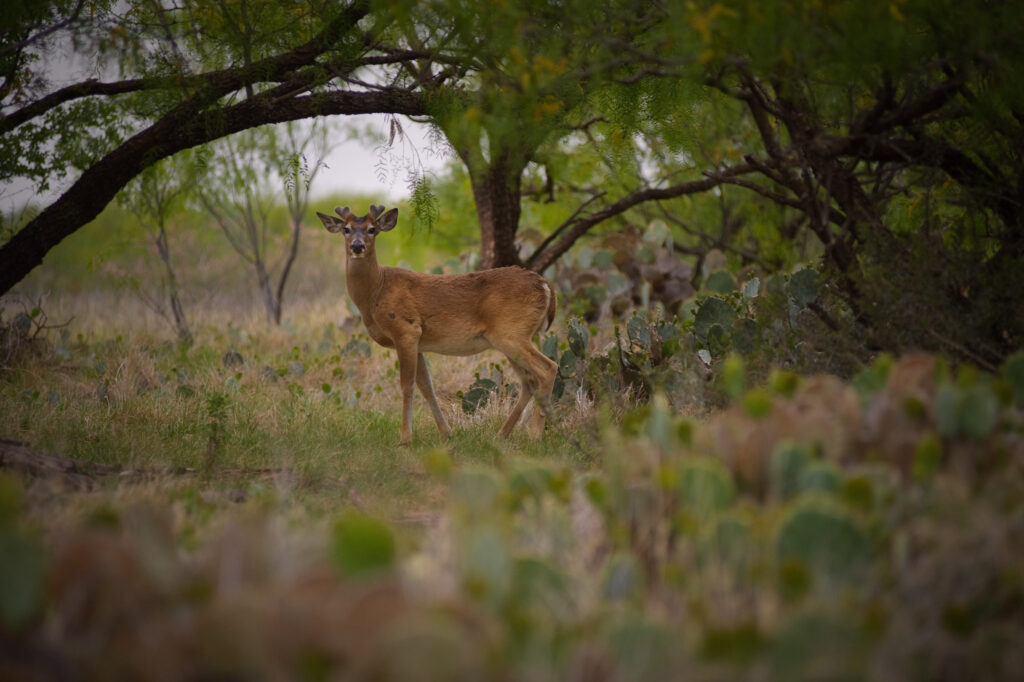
[{"xmin": 2, "ymin": 200, "xmax": 1024, "ymax": 679}]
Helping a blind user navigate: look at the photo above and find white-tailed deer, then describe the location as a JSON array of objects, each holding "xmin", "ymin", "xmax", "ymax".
[{"xmin": 316, "ymin": 205, "xmax": 558, "ymax": 445}]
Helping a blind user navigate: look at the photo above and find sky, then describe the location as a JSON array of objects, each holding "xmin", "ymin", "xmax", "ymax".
[
  {"xmin": 1, "ymin": 37, "xmax": 451, "ymax": 219},
  {"xmin": 1, "ymin": 114, "xmax": 450, "ymax": 218}
]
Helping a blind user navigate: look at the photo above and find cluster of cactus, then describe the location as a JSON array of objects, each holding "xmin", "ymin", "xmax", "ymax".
[{"xmin": 691, "ymin": 266, "xmax": 821, "ymax": 362}]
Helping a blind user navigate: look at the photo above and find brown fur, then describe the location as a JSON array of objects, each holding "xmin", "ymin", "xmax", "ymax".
[{"xmin": 317, "ymin": 206, "xmax": 558, "ymax": 444}]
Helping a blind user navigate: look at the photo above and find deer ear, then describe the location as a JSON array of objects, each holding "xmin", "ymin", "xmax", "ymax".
[
  {"xmin": 377, "ymin": 207, "xmax": 399, "ymax": 231},
  {"xmin": 335, "ymin": 206, "xmax": 351, "ymax": 219},
  {"xmin": 317, "ymin": 211, "xmax": 345, "ymax": 233}
]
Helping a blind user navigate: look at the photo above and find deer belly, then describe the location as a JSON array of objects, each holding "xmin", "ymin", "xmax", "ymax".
[{"xmin": 420, "ymin": 335, "xmax": 492, "ymax": 356}]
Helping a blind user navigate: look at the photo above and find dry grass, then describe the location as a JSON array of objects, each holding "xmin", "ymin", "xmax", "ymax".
[{"xmin": 1, "ymin": 278, "xmax": 594, "ymax": 530}]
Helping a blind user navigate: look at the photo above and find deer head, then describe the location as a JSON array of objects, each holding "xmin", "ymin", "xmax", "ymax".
[{"xmin": 315, "ymin": 205, "xmax": 399, "ymax": 260}]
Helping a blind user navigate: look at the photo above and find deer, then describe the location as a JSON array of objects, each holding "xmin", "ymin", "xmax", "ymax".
[{"xmin": 316, "ymin": 204, "xmax": 558, "ymax": 445}]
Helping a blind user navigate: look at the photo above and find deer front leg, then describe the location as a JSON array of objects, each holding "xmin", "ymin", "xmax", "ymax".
[
  {"xmin": 416, "ymin": 353, "xmax": 451, "ymax": 438},
  {"xmin": 395, "ymin": 342, "xmax": 420, "ymax": 446}
]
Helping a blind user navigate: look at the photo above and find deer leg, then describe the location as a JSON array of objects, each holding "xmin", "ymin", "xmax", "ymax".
[
  {"xmin": 395, "ymin": 342, "xmax": 419, "ymax": 446},
  {"xmin": 498, "ymin": 364, "xmax": 535, "ymax": 438},
  {"xmin": 523, "ymin": 347, "xmax": 558, "ymax": 439},
  {"xmin": 416, "ymin": 353, "xmax": 451, "ymax": 438},
  {"xmin": 494, "ymin": 339, "xmax": 557, "ymax": 439}
]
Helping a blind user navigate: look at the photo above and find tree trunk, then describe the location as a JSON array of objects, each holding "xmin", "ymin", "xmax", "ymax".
[
  {"xmin": 253, "ymin": 258, "xmax": 279, "ymax": 325},
  {"xmin": 468, "ymin": 151, "xmax": 526, "ymax": 269},
  {"xmin": 155, "ymin": 223, "xmax": 192, "ymax": 346}
]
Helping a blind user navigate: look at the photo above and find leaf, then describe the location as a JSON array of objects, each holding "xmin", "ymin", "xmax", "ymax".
[
  {"xmin": 575, "ymin": 246, "xmax": 594, "ymax": 269},
  {"xmin": 730, "ymin": 318, "xmax": 757, "ymax": 354},
  {"xmin": 329, "ymin": 512, "xmax": 396, "ymax": 578},
  {"xmin": 694, "ymin": 297, "xmax": 737, "ymax": 341},
  {"xmin": 1002, "ymin": 351, "xmax": 1024, "ymax": 407},
  {"xmin": 789, "ymin": 268, "xmax": 819, "ymax": 308},
  {"xmin": 678, "ymin": 457, "xmax": 736, "ymax": 515},
  {"xmin": 0, "ymin": 528, "xmax": 46, "ymax": 630},
  {"xmin": 704, "ymin": 270, "xmax": 736, "ymax": 293},
  {"xmin": 603, "ymin": 553, "xmax": 644, "ymax": 600},
  {"xmin": 461, "ymin": 378, "xmax": 497, "ymax": 414},
  {"xmin": 742, "ymin": 277, "xmax": 761, "ymax": 298},
  {"xmin": 722, "ymin": 354, "xmax": 746, "ymax": 398},
  {"xmin": 643, "ymin": 219, "xmax": 672, "ymax": 247},
  {"xmin": 593, "ymin": 249, "xmax": 614, "ymax": 269},
  {"xmin": 769, "ymin": 443, "xmax": 812, "ymax": 501},
  {"xmin": 567, "ymin": 317, "xmax": 589, "ymax": 357},
  {"xmin": 775, "ymin": 497, "xmax": 873, "ymax": 581},
  {"xmin": 959, "ymin": 385, "xmax": 998, "ymax": 440},
  {"xmin": 626, "ymin": 315, "xmax": 651, "ymax": 351},
  {"xmin": 743, "ymin": 387, "xmax": 773, "ymax": 419},
  {"xmin": 460, "ymin": 526, "xmax": 510, "ymax": 605},
  {"xmin": 541, "ymin": 333, "xmax": 559, "ymax": 361}
]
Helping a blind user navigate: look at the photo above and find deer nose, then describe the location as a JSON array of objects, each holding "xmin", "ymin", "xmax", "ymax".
[{"xmin": 351, "ymin": 241, "xmax": 365, "ymax": 255}]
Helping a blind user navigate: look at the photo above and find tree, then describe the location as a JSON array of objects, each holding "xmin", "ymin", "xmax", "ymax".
[
  {"xmin": 118, "ymin": 155, "xmax": 195, "ymax": 345},
  {"xmin": 195, "ymin": 120, "xmax": 331, "ymax": 324},
  {"xmin": 662, "ymin": 0, "xmax": 1024, "ymax": 361},
  {"xmin": 3, "ymin": 1, "xmax": 1022, "ymax": 362},
  {"xmin": 0, "ymin": 0, "xmax": 426, "ymax": 294}
]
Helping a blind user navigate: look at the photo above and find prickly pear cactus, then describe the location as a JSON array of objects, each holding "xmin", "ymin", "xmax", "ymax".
[
  {"xmin": 774, "ymin": 496, "xmax": 873, "ymax": 582},
  {"xmin": 677, "ymin": 456, "xmax": 736, "ymax": 516},
  {"xmin": 769, "ymin": 442, "xmax": 812, "ymax": 500}
]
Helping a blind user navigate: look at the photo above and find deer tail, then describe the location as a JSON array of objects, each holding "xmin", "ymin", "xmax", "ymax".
[{"xmin": 539, "ymin": 281, "xmax": 556, "ymax": 335}]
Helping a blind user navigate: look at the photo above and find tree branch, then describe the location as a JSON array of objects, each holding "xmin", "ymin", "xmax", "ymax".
[
  {"xmin": 525, "ymin": 163, "xmax": 755, "ymax": 272},
  {"xmin": 0, "ymin": 87, "xmax": 427, "ymax": 295},
  {"xmin": 1, "ymin": 0, "xmax": 374, "ymax": 135}
]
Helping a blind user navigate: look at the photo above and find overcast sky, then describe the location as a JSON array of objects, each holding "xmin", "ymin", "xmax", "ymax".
[
  {"xmin": 1, "ymin": 38, "xmax": 451, "ymax": 218},
  {"xmin": 1, "ymin": 114, "xmax": 450, "ymax": 218}
]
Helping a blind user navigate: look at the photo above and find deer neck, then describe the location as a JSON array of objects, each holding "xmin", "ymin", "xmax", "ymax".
[{"xmin": 344, "ymin": 253, "xmax": 384, "ymax": 316}]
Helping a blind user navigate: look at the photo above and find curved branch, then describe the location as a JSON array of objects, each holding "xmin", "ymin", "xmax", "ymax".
[
  {"xmin": 1, "ymin": 78, "xmax": 151, "ymax": 135},
  {"xmin": 1, "ymin": 0, "xmax": 374, "ymax": 135},
  {"xmin": 525, "ymin": 163, "xmax": 755, "ymax": 272},
  {"xmin": 0, "ymin": 87, "xmax": 427, "ymax": 294}
]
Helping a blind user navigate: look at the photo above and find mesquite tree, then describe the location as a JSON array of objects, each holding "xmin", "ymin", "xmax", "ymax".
[{"xmin": 3, "ymin": 0, "xmax": 1022, "ymax": 359}]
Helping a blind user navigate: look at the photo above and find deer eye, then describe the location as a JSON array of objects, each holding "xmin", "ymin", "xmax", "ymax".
[
  {"xmin": 342, "ymin": 227, "xmax": 351, "ymax": 235},
  {"xmin": 368, "ymin": 228, "xmax": 376, "ymax": 235}
]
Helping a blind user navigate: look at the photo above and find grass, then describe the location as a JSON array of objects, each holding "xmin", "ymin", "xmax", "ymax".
[{"xmin": 1, "ymin": 284, "xmax": 594, "ymax": 530}]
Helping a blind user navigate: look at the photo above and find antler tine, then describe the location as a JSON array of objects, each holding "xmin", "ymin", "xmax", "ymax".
[
  {"xmin": 368, "ymin": 204, "xmax": 384, "ymax": 219},
  {"xmin": 335, "ymin": 206, "xmax": 351, "ymax": 218}
]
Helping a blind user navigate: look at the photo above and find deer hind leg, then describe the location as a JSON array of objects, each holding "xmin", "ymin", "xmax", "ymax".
[
  {"xmin": 415, "ymin": 353, "xmax": 451, "ymax": 438},
  {"xmin": 523, "ymin": 346, "xmax": 557, "ymax": 439},
  {"xmin": 494, "ymin": 340, "xmax": 558, "ymax": 439},
  {"xmin": 498, "ymin": 364, "xmax": 535, "ymax": 438}
]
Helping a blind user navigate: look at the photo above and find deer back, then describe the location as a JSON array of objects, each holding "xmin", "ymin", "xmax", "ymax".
[{"xmin": 371, "ymin": 266, "xmax": 554, "ymax": 356}]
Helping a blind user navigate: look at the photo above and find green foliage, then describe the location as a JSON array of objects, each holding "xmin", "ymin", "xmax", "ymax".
[
  {"xmin": 0, "ymin": 524, "xmax": 45, "ymax": 630},
  {"xmin": 1001, "ymin": 351, "xmax": 1024, "ymax": 407},
  {"xmin": 775, "ymin": 497, "xmax": 873, "ymax": 583},
  {"xmin": 329, "ymin": 511, "xmax": 397, "ymax": 578},
  {"xmin": 934, "ymin": 378, "xmax": 1000, "ymax": 440},
  {"xmin": 769, "ymin": 443, "xmax": 812, "ymax": 501},
  {"xmin": 0, "ymin": 475, "xmax": 45, "ymax": 631},
  {"xmin": 676, "ymin": 456, "xmax": 736, "ymax": 517}
]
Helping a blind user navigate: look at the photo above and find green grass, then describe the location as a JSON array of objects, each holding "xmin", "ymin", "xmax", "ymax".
[{"xmin": 0, "ymin": 290, "xmax": 591, "ymax": 529}]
